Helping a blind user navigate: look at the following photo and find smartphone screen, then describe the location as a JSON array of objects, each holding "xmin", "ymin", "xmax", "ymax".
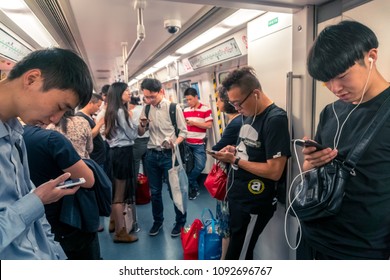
[
  {"xmin": 57, "ymin": 178, "xmax": 86, "ymax": 189},
  {"xmin": 206, "ymin": 149, "xmax": 217, "ymax": 155},
  {"xmin": 292, "ymin": 139, "xmax": 326, "ymax": 151}
]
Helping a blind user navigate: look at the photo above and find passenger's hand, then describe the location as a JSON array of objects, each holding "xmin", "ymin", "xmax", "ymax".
[
  {"xmin": 186, "ymin": 119, "xmax": 194, "ymax": 126},
  {"xmin": 139, "ymin": 117, "xmax": 150, "ymax": 128},
  {"xmin": 211, "ymin": 147, "xmax": 236, "ymax": 164},
  {"xmin": 220, "ymin": 145, "xmax": 236, "ymax": 154},
  {"xmin": 302, "ymin": 137, "xmax": 338, "ymax": 170},
  {"xmin": 96, "ymin": 117, "xmax": 104, "ymax": 127},
  {"xmin": 33, "ymin": 173, "xmax": 80, "ymax": 205}
]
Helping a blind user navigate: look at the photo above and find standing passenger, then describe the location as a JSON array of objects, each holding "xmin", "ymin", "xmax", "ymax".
[
  {"xmin": 212, "ymin": 66, "xmax": 290, "ymax": 259},
  {"xmin": 183, "ymin": 87, "xmax": 213, "ymax": 200},
  {"xmin": 298, "ymin": 20, "xmax": 390, "ymax": 260},
  {"xmin": 77, "ymin": 93, "xmax": 106, "ymax": 169},
  {"xmin": 211, "ymin": 86, "xmax": 242, "ymax": 259},
  {"xmin": 77, "ymin": 93, "xmax": 107, "ymax": 232},
  {"xmin": 47, "ymin": 110, "xmax": 93, "ymax": 159},
  {"xmin": 138, "ymin": 78, "xmax": 188, "ymax": 237},
  {"xmin": 0, "ymin": 47, "xmax": 93, "ymax": 259},
  {"xmin": 104, "ymin": 82, "xmax": 138, "ymax": 243}
]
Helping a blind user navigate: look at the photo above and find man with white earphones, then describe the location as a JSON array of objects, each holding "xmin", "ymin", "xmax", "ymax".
[
  {"xmin": 211, "ymin": 66, "xmax": 291, "ymax": 259},
  {"xmin": 298, "ymin": 21, "xmax": 390, "ymax": 260}
]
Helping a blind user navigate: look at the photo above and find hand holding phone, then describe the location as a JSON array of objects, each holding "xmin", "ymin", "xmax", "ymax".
[
  {"xmin": 206, "ymin": 149, "xmax": 217, "ymax": 155},
  {"xmin": 292, "ymin": 139, "xmax": 326, "ymax": 151},
  {"xmin": 57, "ymin": 178, "xmax": 86, "ymax": 189}
]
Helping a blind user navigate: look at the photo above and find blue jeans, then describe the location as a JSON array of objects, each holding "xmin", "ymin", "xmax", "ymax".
[
  {"xmin": 145, "ymin": 149, "xmax": 186, "ymax": 225},
  {"xmin": 187, "ymin": 143, "xmax": 206, "ymax": 192}
]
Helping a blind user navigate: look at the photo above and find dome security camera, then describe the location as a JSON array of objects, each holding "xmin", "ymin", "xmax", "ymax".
[{"xmin": 164, "ymin": 19, "xmax": 181, "ymax": 34}]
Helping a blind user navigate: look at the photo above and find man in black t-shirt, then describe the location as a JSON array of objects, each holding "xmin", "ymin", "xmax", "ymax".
[
  {"xmin": 23, "ymin": 125, "xmax": 100, "ymax": 259},
  {"xmin": 212, "ymin": 67, "xmax": 291, "ymax": 259},
  {"xmin": 299, "ymin": 21, "xmax": 390, "ymax": 259}
]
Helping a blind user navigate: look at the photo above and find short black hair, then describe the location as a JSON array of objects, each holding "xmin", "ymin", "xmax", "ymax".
[
  {"xmin": 140, "ymin": 78, "xmax": 162, "ymax": 92},
  {"xmin": 184, "ymin": 87, "xmax": 198, "ymax": 97},
  {"xmin": 90, "ymin": 93, "xmax": 103, "ymax": 103},
  {"xmin": 307, "ymin": 20, "xmax": 378, "ymax": 82},
  {"xmin": 9, "ymin": 47, "xmax": 93, "ymax": 107},
  {"xmin": 101, "ymin": 84, "xmax": 110, "ymax": 95}
]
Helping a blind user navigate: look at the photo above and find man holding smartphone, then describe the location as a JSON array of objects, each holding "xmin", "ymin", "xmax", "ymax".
[
  {"xmin": 138, "ymin": 78, "xmax": 188, "ymax": 238},
  {"xmin": 298, "ymin": 21, "xmax": 390, "ymax": 260},
  {"xmin": 0, "ymin": 48, "xmax": 93, "ymax": 259},
  {"xmin": 212, "ymin": 67, "xmax": 290, "ymax": 259},
  {"xmin": 183, "ymin": 87, "xmax": 213, "ymax": 200}
]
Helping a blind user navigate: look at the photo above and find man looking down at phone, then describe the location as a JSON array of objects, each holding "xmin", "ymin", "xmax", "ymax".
[
  {"xmin": 298, "ymin": 21, "xmax": 390, "ymax": 259},
  {"xmin": 211, "ymin": 67, "xmax": 290, "ymax": 259},
  {"xmin": 0, "ymin": 48, "xmax": 93, "ymax": 259},
  {"xmin": 183, "ymin": 87, "xmax": 213, "ymax": 200},
  {"xmin": 138, "ymin": 78, "xmax": 188, "ymax": 237}
]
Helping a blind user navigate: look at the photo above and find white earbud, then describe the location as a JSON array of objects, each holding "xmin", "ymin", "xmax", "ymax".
[
  {"xmin": 255, "ymin": 94, "xmax": 258, "ymax": 99},
  {"xmin": 368, "ymin": 57, "xmax": 374, "ymax": 70}
]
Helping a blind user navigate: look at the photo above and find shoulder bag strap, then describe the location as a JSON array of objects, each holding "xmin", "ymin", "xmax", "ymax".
[
  {"xmin": 169, "ymin": 102, "xmax": 179, "ymax": 137},
  {"xmin": 145, "ymin": 104, "xmax": 150, "ymax": 119},
  {"xmin": 345, "ymin": 93, "xmax": 390, "ymax": 168}
]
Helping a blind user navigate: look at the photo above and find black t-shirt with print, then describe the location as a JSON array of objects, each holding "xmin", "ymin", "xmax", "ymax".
[
  {"xmin": 302, "ymin": 86, "xmax": 390, "ymax": 259},
  {"xmin": 228, "ymin": 104, "xmax": 291, "ymax": 213}
]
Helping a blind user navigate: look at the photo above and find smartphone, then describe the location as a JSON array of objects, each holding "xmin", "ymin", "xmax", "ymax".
[
  {"xmin": 292, "ymin": 139, "xmax": 326, "ymax": 151},
  {"xmin": 206, "ymin": 149, "xmax": 217, "ymax": 155},
  {"xmin": 57, "ymin": 178, "xmax": 86, "ymax": 189}
]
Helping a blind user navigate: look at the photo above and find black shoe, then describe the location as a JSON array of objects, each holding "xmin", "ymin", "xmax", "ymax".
[
  {"xmin": 188, "ymin": 189, "xmax": 199, "ymax": 200},
  {"xmin": 149, "ymin": 223, "xmax": 163, "ymax": 236},
  {"xmin": 171, "ymin": 223, "xmax": 183, "ymax": 237}
]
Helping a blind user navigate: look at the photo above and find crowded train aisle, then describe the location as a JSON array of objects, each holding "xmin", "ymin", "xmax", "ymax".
[{"xmin": 98, "ymin": 176, "xmax": 214, "ymax": 260}]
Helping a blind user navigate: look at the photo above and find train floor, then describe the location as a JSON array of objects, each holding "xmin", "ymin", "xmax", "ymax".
[{"xmin": 98, "ymin": 175, "xmax": 216, "ymax": 260}]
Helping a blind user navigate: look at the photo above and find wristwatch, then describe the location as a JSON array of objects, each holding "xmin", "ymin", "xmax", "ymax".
[{"xmin": 232, "ymin": 157, "xmax": 240, "ymax": 170}]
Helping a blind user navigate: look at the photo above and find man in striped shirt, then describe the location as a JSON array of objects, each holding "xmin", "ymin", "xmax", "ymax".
[{"xmin": 183, "ymin": 87, "xmax": 213, "ymax": 200}]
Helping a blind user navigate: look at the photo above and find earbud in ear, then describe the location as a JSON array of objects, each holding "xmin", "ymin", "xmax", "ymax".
[
  {"xmin": 368, "ymin": 57, "xmax": 373, "ymax": 70},
  {"xmin": 255, "ymin": 94, "xmax": 258, "ymax": 99}
]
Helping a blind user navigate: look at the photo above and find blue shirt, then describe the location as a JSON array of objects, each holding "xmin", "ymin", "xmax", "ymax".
[{"xmin": 0, "ymin": 118, "xmax": 66, "ymax": 259}]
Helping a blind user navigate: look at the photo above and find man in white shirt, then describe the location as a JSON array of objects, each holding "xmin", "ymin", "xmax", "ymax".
[{"xmin": 138, "ymin": 78, "xmax": 187, "ymax": 237}]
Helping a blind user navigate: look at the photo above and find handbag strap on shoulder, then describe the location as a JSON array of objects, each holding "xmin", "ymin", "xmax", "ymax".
[{"xmin": 345, "ymin": 93, "xmax": 390, "ymax": 168}]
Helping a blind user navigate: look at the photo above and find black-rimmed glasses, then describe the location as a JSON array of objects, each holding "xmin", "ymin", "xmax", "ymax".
[{"xmin": 228, "ymin": 90, "xmax": 254, "ymax": 109}]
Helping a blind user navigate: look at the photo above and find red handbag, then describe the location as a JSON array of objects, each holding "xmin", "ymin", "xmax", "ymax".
[
  {"xmin": 204, "ymin": 162, "xmax": 227, "ymax": 200},
  {"xmin": 136, "ymin": 173, "xmax": 151, "ymax": 205},
  {"xmin": 181, "ymin": 219, "xmax": 203, "ymax": 260}
]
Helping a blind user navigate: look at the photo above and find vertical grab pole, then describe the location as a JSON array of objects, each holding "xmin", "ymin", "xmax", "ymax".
[
  {"xmin": 286, "ymin": 71, "xmax": 301, "ymax": 208},
  {"xmin": 122, "ymin": 42, "xmax": 128, "ymax": 83}
]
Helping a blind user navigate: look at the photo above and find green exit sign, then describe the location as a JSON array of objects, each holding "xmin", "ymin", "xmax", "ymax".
[{"xmin": 268, "ymin": 17, "xmax": 278, "ymax": 27}]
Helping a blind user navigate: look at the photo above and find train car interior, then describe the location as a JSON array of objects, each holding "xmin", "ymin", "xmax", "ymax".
[{"xmin": 0, "ymin": 0, "xmax": 389, "ymax": 260}]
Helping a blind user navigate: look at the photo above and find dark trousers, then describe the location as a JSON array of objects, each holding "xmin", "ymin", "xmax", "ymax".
[
  {"xmin": 225, "ymin": 202, "xmax": 274, "ymax": 260},
  {"xmin": 296, "ymin": 234, "xmax": 338, "ymax": 260},
  {"xmin": 58, "ymin": 231, "xmax": 101, "ymax": 260},
  {"xmin": 145, "ymin": 149, "xmax": 186, "ymax": 225}
]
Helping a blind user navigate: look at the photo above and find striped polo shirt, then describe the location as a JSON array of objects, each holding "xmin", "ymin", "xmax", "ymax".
[{"xmin": 183, "ymin": 103, "xmax": 213, "ymax": 144}]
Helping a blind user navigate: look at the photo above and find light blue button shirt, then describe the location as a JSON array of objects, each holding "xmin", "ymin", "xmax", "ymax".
[{"xmin": 0, "ymin": 119, "xmax": 66, "ymax": 260}]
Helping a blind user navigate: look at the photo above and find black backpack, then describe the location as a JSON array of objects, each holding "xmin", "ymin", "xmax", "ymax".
[{"xmin": 145, "ymin": 103, "xmax": 194, "ymax": 174}]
